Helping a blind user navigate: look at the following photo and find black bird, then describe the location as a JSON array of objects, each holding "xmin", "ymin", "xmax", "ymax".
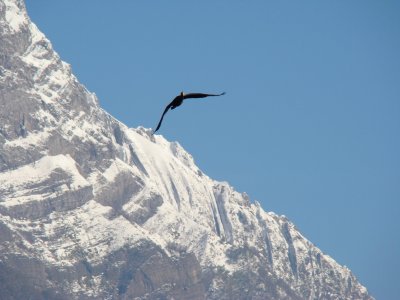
[{"xmin": 153, "ymin": 91, "xmax": 225, "ymax": 134}]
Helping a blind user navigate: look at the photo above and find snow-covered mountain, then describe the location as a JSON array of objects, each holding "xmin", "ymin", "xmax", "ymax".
[{"xmin": 0, "ymin": 1, "xmax": 373, "ymax": 299}]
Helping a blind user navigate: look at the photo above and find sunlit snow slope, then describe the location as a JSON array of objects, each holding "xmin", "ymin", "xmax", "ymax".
[{"xmin": 0, "ymin": 0, "xmax": 373, "ymax": 299}]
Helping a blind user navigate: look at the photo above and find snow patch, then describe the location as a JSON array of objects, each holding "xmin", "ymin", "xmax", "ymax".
[
  {"xmin": 0, "ymin": 154, "xmax": 89, "ymax": 207},
  {"xmin": 3, "ymin": 0, "xmax": 28, "ymax": 33},
  {"xmin": 4, "ymin": 128, "xmax": 50, "ymax": 148}
]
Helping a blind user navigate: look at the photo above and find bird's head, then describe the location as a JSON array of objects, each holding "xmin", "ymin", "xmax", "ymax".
[{"xmin": 180, "ymin": 91, "xmax": 184, "ymax": 98}]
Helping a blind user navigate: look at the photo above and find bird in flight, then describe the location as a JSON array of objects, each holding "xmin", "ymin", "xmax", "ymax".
[{"xmin": 152, "ymin": 91, "xmax": 226, "ymax": 134}]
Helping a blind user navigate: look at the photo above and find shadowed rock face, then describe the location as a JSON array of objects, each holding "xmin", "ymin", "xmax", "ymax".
[
  {"xmin": 0, "ymin": 1, "xmax": 374, "ymax": 299},
  {"xmin": 0, "ymin": 241, "xmax": 205, "ymax": 300}
]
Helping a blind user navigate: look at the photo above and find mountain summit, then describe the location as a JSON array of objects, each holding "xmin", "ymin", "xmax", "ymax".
[{"xmin": 0, "ymin": 1, "xmax": 373, "ymax": 299}]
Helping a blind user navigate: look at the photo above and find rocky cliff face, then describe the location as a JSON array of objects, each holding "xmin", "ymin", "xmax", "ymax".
[{"xmin": 0, "ymin": 1, "xmax": 373, "ymax": 299}]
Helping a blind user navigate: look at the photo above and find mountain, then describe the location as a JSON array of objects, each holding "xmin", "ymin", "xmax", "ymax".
[{"xmin": 0, "ymin": 1, "xmax": 373, "ymax": 299}]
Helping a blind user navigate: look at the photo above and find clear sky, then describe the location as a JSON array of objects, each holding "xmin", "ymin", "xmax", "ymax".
[{"xmin": 25, "ymin": 1, "xmax": 400, "ymax": 299}]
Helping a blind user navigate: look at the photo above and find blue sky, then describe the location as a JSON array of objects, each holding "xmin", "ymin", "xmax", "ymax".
[{"xmin": 25, "ymin": 1, "xmax": 400, "ymax": 298}]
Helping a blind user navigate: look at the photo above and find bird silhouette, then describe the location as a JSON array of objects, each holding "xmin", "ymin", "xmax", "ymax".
[{"xmin": 152, "ymin": 91, "xmax": 226, "ymax": 134}]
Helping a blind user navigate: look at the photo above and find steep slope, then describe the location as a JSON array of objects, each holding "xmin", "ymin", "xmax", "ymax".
[{"xmin": 0, "ymin": 1, "xmax": 373, "ymax": 299}]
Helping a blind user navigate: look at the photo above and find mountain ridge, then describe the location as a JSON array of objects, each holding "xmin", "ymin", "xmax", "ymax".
[{"xmin": 0, "ymin": 0, "xmax": 373, "ymax": 299}]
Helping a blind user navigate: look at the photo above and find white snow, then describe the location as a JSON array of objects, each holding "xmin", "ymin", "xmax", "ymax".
[
  {"xmin": 3, "ymin": 0, "xmax": 28, "ymax": 33},
  {"xmin": 4, "ymin": 128, "xmax": 51, "ymax": 148},
  {"xmin": 0, "ymin": 154, "xmax": 85, "ymax": 188},
  {"xmin": 0, "ymin": 154, "xmax": 89, "ymax": 207}
]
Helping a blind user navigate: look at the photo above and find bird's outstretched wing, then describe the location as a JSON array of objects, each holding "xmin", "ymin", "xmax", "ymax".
[
  {"xmin": 183, "ymin": 92, "xmax": 226, "ymax": 100},
  {"xmin": 153, "ymin": 102, "xmax": 173, "ymax": 134}
]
